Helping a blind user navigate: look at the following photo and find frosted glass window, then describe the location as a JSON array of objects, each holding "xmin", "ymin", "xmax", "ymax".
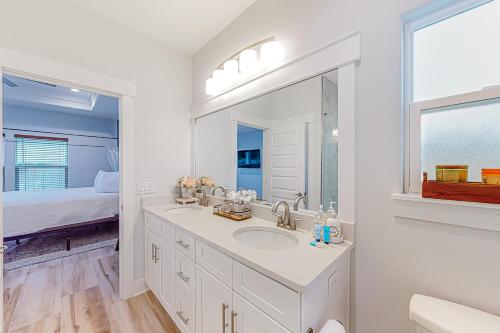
[
  {"xmin": 413, "ymin": 0, "xmax": 500, "ymax": 102},
  {"xmin": 421, "ymin": 98, "xmax": 500, "ymax": 182}
]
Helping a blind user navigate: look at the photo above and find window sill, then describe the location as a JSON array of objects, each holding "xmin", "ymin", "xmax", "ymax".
[{"xmin": 392, "ymin": 193, "xmax": 500, "ymax": 232}]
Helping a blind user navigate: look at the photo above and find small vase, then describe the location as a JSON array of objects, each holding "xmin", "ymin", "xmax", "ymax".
[{"xmin": 180, "ymin": 187, "xmax": 192, "ymax": 199}]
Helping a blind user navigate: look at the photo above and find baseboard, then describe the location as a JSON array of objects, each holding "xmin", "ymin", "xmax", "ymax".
[{"xmin": 132, "ymin": 278, "xmax": 149, "ymax": 297}]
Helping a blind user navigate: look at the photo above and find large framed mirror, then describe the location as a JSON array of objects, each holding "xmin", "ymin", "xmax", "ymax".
[{"xmin": 194, "ymin": 69, "xmax": 339, "ymax": 215}]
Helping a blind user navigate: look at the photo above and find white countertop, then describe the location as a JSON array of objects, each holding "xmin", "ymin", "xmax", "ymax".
[{"xmin": 143, "ymin": 203, "xmax": 353, "ymax": 293}]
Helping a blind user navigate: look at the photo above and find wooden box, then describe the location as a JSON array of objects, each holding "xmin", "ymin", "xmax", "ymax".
[{"xmin": 422, "ymin": 180, "xmax": 500, "ymax": 204}]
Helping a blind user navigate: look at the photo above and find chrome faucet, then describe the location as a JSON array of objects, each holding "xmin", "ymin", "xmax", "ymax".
[
  {"xmin": 293, "ymin": 193, "xmax": 308, "ymax": 211},
  {"xmin": 194, "ymin": 186, "xmax": 209, "ymax": 207},
  {"xmin": 271, "ymin": 201, "xmax": 297, "ymax": 230},
  {"xmin": 211, "ymin": 186, "xmax": 227, "ymax": 197}
]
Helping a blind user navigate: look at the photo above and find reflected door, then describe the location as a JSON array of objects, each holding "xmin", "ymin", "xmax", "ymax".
[{"xmin": 265, "ymin": 122, "xmax": 306, "ymax": 205}]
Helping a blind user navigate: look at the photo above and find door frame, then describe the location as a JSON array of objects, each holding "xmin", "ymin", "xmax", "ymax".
[{"xmin": 0, "ymin": 47, "xmax": 138, "ymax": 309}]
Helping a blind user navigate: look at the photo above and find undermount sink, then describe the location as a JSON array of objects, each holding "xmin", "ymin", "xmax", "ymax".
[
  {"xmin": 165, "ymin": 205, "xmax": 202, "ymax": 214},
  {"xmin": 233, "ymin": 226, "xmax": 299, "ymax": 251}
]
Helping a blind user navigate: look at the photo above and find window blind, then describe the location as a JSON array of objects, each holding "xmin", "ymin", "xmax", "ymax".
[{"xmin": 15, "ymin": 135, "xmax": 69, "ymax": 191}]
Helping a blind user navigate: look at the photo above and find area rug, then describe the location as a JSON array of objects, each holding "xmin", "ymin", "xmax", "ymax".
[{"xmin": 4, "ymin": 223, "xmax": 118, "ymax": 270}]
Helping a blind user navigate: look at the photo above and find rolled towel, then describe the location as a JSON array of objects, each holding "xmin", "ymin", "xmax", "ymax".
[{"xmin": 319, "ymin": 320, "xmax": 346, "ymax": 333}]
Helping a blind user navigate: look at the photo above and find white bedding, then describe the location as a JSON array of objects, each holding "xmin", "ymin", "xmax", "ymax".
[{"xmin": 3, "ymin": 187, "xmax": 119, "ymax": 237}]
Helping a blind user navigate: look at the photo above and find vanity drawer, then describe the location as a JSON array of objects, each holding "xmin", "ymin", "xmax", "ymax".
[
  {"xmin": 175, "ymin": 250, "xmax": 195, "ymax": 302},
  {"xmin": 233, "ymin": 261, "xmax": 300, "ymax": 333},
  {"xmin": 145, "ymin": 213, "xmax": 162, "ymax": 235},
  {"xmin": 145, "ymin": 213, "xmax": 175, "ymax": 245},
  {"xmin": 160, "ymin": 221, "xmax": 175, "ymax": 245},
  {"xmin": 196, "ymin": 240, "xmax": 233, "ymax": 288},
  {"xmin": 175, "ymin": 229, "xmax": 195, "ymax": 260},
  {"xmin": 175, "ymin": 290, "xmax": 195, "ymax": 333}
]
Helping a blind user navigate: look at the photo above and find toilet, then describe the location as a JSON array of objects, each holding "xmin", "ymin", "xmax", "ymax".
[{"xmin": 410, "ymin": 294, "xmax": 500, "ymax": 333}]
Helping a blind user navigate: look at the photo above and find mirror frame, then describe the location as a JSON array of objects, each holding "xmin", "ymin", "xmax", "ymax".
[{"xmin": 191, "ymin": 32, "xmax": 360, "ymax": 225}]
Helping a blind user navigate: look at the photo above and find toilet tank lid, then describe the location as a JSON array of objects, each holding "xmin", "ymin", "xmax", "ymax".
[{"xmin": 409, "ymin": 295, "xmax": 500, "ymax": 333}]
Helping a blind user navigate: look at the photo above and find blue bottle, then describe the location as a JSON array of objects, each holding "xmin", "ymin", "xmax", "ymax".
[{"xmin": 323, "ymin": 225, "xmax": 331, "ymax": 244}]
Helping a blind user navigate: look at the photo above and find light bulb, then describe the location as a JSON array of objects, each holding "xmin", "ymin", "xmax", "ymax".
[
  {"xmin": 261, "ymin": 41, "xmax": 284, "ymax": 67},
  {"xmin": 213, "ymin": 69, "xmax": 227, "ymax": 90},
  {"xmin": 223, "ymin": 59, "xmax": 239, "ymax": 81},
  {"xmin": 206, "ymin": 77, "xmax": 217, "ymax": 96},
  {"xmin": 239, "ymin": 49, "xmax": 257, "ymax": 73}
]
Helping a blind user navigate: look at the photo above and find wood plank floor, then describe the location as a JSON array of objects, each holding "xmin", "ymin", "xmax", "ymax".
[{"xmin": 3, "ymin": 246, "xmax": 180, "ymax": 333}]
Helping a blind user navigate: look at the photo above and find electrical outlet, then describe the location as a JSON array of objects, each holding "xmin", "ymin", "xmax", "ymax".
[
  {"xmin": 137, "ymin": 182, "xmax": 154, "ymax": 194},
  {"xmin": 328, "ymin": 271, "xmax": 338, "ymax": 294}
]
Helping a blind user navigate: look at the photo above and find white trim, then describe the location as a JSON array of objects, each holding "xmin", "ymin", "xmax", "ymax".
[
  {"xmin": 408, "ymin": 87, "xmax": 500, "ymax": 192},
  {"xmin": 192, "ymin": 32, "xmax": 361, "ymax": 119},
  {"xmin": 337, "ymin": 64, "xmax": 356, "ymax": 224},
  {"xmin": 132, "ymin": 278, "xmax": 148, "ymax": 297},
  {"xmin": 0, "ymin": 47, "xmax": 137, "ymax": 301},
  {"xmin": 0, "ymin": 47, "xmax": 136, "ymax": 97},
  {"xmin": 118, "ymin": 95, "xmax": 136, "ymax": 299},
  {"xmin": 392, "ymin": 193, "xmax": 500, "ymax": 232}
]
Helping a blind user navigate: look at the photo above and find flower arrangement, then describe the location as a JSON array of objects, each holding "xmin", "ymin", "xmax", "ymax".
[
  {"xmin": 176, "ymin": 176, "xmax": 197, "ymax": 188},
  {"xmin": 198, "ymin": 176, "xmax": 215, "ymax": 187}
]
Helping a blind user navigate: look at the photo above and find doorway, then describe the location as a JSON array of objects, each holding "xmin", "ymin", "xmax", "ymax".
[
  {"xmin": 2, "ymin": 73, "xmax": 120, "ymax": 331},
  {"xmin": 0, "ymin": 47, "xmax": 137, "ymax": 331},
  {"xmin": 236, "ymin": 124, "xmax": 264, "ymax": 198}
]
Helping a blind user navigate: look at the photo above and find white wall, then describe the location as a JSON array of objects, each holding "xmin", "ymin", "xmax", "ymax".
[
  {"xmin": 193, "ymin": 1, "xmax": 500, "ymax": 332},
  {"xmin": 0, "ymin": 0, "xmax": 192, "ymax": 282},
  {"xmin": 3, "ymin": 105, "xmax": 118, "ymax": 190}
]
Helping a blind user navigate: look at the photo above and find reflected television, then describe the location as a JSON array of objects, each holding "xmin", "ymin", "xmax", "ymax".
[{"xmin": 238, "ymin": 149, "xmax": 261, "ymax": 168}]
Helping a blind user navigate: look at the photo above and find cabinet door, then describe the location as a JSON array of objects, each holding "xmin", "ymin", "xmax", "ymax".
[
  {"xmin": 232, "ymin": 293, "xmax": 292, "ymax": 333},
  {"xmin": 196, "ymin": 266, "xmax": 232, "ymax": 333},
  {"xmin": 158, "ymin": 238, "xmax": 176, "ymax": 317},
  {"xmin": 145, "ymin": 230, "xmax": 161, "ymax": 297}
]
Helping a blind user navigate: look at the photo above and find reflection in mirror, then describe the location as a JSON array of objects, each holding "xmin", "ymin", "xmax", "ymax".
[{"xmin": 195, "ymin": 69, "xmax": 338, "ymax": 214}]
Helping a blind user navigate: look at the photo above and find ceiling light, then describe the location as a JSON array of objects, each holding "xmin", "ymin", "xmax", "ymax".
[
  {"xmin": 70, "ymin": 88, "xmax": 80, "ymax": 92},
  {"xmin": 261, "ymin": 41, "xmax": 284, "ymax": 67},
  {"xmin": 223, "ymin": 59, "xmax": 239, "ymax": 81},
  {"xmin": 239, "ymin": 49, "xmax": 258, "ymax": 73}
]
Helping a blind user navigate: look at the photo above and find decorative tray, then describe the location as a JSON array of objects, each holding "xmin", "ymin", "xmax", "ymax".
[
  {"xmin": 422, "ymin": 180, "xmax": 500, "ymax": 204},
  {"xmin": 212, "ymin": 204, "xmax": 252, "ymax": 221},
  {"xmin": 176, "ymin": 197, "xmax": 199, "ymax": 205}
]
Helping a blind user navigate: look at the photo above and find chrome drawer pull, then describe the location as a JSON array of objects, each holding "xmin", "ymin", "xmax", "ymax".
[
  {"xmin": 222, "ymin": 303, "xmax": 229, "ymax": 333},
  {"xmin": 177, "ymin": 240, "xmax": 190, "ymax": 249},
  {"xmin": 176, "ymin": 271, "xmax": 190, "ymax": 283},
  {"xmin": 176, "ymin": 311, "xmax": 190, "ymax": 325},
  {"xmin": 153, "ymin": 245, "xmax": 159, "ymax": 263}
]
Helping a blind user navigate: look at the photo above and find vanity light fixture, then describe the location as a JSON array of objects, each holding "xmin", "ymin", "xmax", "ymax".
[
  {"xmin": 261, "ymin": 40, "xmax": 284, "ymax": 67},
  {"xmin": 223, "ymin": 59, "xmax": 239, "ymax": 81},
  {"xmin": 239, "ymin": 49, "xmax": 258, "ymax": 73},
  {"xmin": 205, "ymin": 37, "xmax": 284, "ymax": 96}
]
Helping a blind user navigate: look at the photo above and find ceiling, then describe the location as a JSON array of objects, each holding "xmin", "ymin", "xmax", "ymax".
[
  {"xmin": 2, "ymin": 75, "xmax": 119, "ymax": 120},
  {"xmin": 61, "ymin": 0, "xmax": 256, "ymax": 55}
]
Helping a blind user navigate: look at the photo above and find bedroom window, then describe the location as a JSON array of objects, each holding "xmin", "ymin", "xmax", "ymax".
[
  {"xmin": 15, "ymin": 134, "xmax": 69, "ymax": 191},
  {"xmin": 404, "ymin": 0, "xmax": 500, "ymax": 192}
]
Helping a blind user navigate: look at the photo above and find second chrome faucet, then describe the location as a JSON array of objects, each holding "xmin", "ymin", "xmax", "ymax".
[{"xmin": 271, "ymin": 200, "xmax": 298, "ymax": 230}]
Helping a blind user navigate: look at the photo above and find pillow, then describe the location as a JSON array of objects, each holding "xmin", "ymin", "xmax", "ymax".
[{"xmin": 94, "ymin": 170, "xmax": 119, "ymax": 193}]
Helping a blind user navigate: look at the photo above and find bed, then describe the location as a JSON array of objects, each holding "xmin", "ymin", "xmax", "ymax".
[{"xmin": 3, "ymin": 187, "xmax": 119, "ymax": 250}]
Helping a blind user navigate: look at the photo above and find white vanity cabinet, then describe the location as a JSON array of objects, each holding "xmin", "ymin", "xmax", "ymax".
[
  {"xmin": 145, "ymin": 216, "xmax": 176, "ymax": 317},
  {"xmin": 196, "ymin": 266, "xmax": 233, "ymax": 333},
  {"xmin": 144, "ymin": 212, "xmax": 349, "ymax": 333}
]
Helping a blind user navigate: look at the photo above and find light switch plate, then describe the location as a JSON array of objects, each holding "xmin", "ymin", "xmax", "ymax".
[{"xmin": 137, "ymin": 182, "xmax": 154, "ymax": 194}]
